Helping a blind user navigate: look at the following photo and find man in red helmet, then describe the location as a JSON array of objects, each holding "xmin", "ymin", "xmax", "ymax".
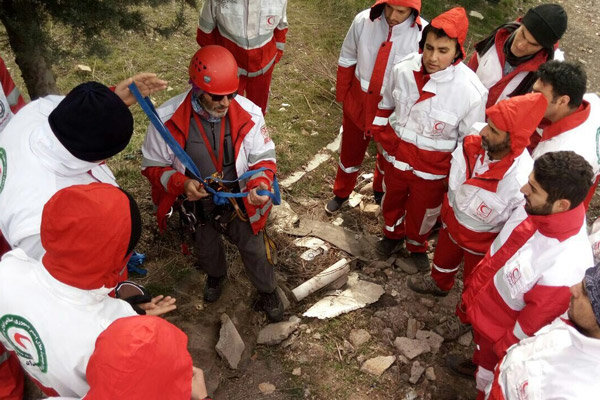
[
  {"xmin": 371, "ymin": 7, "xmax": 487, "ymax": 268},
  {"xmin": 325, "ymin": 0, "xmax": 426, "ymax": 214},
  {"xmin": 142, "ymin": 45, "xmax": 284, "ymax": 322},
  {"xmin": 196, "ymin": 0, "xmax": 288, "ymax": 115}
]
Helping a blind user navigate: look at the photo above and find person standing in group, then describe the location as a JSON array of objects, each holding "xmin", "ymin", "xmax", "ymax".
[
  {"xmin": 141, "ymin": 46, "xmax": 283, "ymax": 322},
  {"xmin": 197, "ymin": 0, "xmax": 288, "ymax": 115},
  {"xmin": 468, "ymin": 3, "xmax": 567, "ymax": 107},
  {"xmin": 371, "ymin": 7, "xmax": 487, "ymax": 269},
  {"xmin": 325, "ymin": 0, "xmax": 426, "ymax": 214},
  {"xmin": 408, "ymin": 93, "xmax": 547, "ymax": 341}
]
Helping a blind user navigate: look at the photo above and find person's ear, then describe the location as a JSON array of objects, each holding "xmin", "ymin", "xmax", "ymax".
[{"xmin": 552, "ymin": 198, "xmax": 571, "ymax": 213}]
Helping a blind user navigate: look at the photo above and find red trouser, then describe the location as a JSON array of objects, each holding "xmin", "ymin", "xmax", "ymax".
[
  {"xmin": 473, "ymin": 330, "xmax": 498, "ymax": 399},
  {"xmin": 333, "ymin": 113, "xmax": 385, "ymax": 199},
  {"xmin": 431, "ymin": 227, "xmax": 485, "ymax": 291},
  {"xmin": 0, "ymin": 344, "xmax": 24, "ymax": 400},
  {"xmin": 237, "ymin": 65, "xmax": 275, "ymax": 115},
  {"xmin": 381, "ymin": 169, "xmax": 446, "ymax": 253}
]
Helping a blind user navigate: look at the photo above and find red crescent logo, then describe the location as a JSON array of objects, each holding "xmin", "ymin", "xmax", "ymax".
[
  {"xmin": 267, "ymin": 16, "xmax": 275, "ymax": 25},
  {"xmin": 13, "ymin": 333, "xmax": 31, "ymax": 349}
]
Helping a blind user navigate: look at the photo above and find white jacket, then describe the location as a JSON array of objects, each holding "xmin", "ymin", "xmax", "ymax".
[
  {"xmin": 374, "ymin": 53, "xmax": 488, "ymax": 180},
  {"xmin": 532, "ymin": 93, "xmax": 600, "ymax": 177},
  {"xmin": 339, "ymin": 9, "xmax": 426, "ymax": 93},
  {"xmin": 443, "ymin": 125, "xmax": 533, "ymax": 254},
  {"xmin": 486, "ymin": 318, "xmax": 600, "ymax": 399},
  {"xmin": 0, "ymin": 97, "xmax": 116, "ymax": 259},
  {"xmin": 0, "ymin": 249, "xmax": 137, "ymax": 397}
]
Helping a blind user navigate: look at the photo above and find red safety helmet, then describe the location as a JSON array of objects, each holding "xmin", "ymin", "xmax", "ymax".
[{"xmin": 189, "ymin": 45, "xmax": 239, "ymax": 95}]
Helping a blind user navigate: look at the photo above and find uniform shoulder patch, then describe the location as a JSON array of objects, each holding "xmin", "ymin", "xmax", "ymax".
[{"xmin": 0, "ymin": 314, "xmax": 48, "ymax": 373}]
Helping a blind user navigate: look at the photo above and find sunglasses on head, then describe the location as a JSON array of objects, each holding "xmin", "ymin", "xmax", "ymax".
[{"xmin": 207, "ymin": 91, "xmax": 237, "ymax": 102}]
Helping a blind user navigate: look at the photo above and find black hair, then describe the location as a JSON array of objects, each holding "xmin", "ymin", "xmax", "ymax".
[
  {"xmin": 536, "ymin": 61, "xmax": 587, "ymax": 108},
  {"xmin": 533, "ymin": 151, "xmax": 594, "ymax": 209},
  {"xmin": 119, "ymin": 188, "xmax": 142, "ymax": 257}
]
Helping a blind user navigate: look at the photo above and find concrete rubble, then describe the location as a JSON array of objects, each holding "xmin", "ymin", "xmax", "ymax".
[
  {"xmin": 257, "ymin": 316, "xmax": 301, "ymax": 345},
  {"xmin": 360, "ymin": 355, "xmax": 396, "ymax": 376},
  {"xmin": 303, "ymin": 273, "xmax": 385, "ymax": 319},
  {"xmin": 394, "ymin": 337, "xmax": 431, "ymax": 360},
  {"xmin": 415, "ymin": 330, "xmax": 444, "ymax": 353},
  {"xmin": 214, "ymin": 314, "xmax": 245, "ymax": 369},
  {"xmin": 348, "ymin": 329, "xmax": 371, "ymax": 347},
  {"xmin": 409, "ymin": 361, "xmax": 425, "ymax": 384}
]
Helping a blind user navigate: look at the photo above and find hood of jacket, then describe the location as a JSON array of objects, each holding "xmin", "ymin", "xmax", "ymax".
[
  {"xmin": 370, "ymin": 0, "xmax": 422, "ymax": 28},
  {"xmin": 84, "ymin": 315, "xmax": 193, "ymax": 400},
  {"xmin": 425, "ymin": 7, "xmax": 469, "ymax": 62},
  {"xmin": 41, "ymin": 183, "xmax": 133, "ymax": 290}
]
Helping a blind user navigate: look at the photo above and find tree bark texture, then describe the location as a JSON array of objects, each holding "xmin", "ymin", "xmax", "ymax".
[{"xmin": 0, "ymin": 0, "xmax": 58, "ymax": 99}]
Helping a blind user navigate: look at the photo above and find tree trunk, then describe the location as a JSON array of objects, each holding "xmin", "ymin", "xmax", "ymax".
[{"xmin": 0, "ymin": 1, "xmax": 58, "ymax": 99}]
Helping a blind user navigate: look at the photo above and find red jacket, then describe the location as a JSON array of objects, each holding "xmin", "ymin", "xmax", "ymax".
[
  {"xmin": 463, "ymin": 205, "xmax": 592, "ymax": 358},
  {"xmin": 142, "ymin": 92, "xmax": 276, "ymax": 234}
]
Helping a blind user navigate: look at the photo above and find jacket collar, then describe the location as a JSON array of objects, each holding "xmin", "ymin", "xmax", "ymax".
[
  {"xmin": 529, "ymin": 203, "xmax": 585, "ymax": 242},
  {"xmin": 541, "ymin": 101, "xmax": 591, "ymax": 141}
]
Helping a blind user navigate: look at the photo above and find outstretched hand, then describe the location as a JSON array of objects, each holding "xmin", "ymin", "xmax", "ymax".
[
  {"xmin": 139, "ymin": 295, "xmax": 177, "ymax": 316},
  {"xmin": 114, "ymin": 72, "xmax": 168, "ymax": 106}
]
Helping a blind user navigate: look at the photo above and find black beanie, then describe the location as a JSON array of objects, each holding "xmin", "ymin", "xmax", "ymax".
[
  {"xmin": 49, "ymin": 82, "xmax": 134, "ymax": 162},
  {"xmin": 522, "ymin": 4, "xmax": 567, "ymax": 50}
]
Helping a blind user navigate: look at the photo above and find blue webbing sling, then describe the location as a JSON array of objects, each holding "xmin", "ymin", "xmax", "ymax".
[{"xmin": 128, "ymin": 83, "xmax": 281, "ymax": 206}]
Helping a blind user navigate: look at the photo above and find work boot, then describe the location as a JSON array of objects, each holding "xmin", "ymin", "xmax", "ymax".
[
  {"xmin": 325, "ymin": 196, "xmax": 349, "ymax": 214},
  {"xmin": 446, "ymin": 354, "xmax": 477, "ymax": 379},
  {"xmin": 376, "ymin": 237, "xmax": 404, "ymax": 258},
  {"xmin": 434, "ymin": 315, "xmax": 471, "ymax": 341},
  {"xmin": 260, "ymin": 290, "xmax": 284, "ymax": 322},
  {"xmin": 203, "ymin": 276, "xmax": 225, "ymax": 303},
  {"xmin": 407, "ymin": 274, "xmax": 449, "ymax": 297},
  {"xmin": 409, "ymin": 252, "xmax": 430, "ymax": 272},
  {"xmin": 373, "ymin": 190, "xmax": 384, "ymax": 205}
]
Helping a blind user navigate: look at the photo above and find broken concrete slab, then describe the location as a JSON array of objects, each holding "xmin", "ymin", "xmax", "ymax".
[
  {"xmin": 394, "ymin": 337, "xmax": 431, "ymax": 360},
  {"xmin": 267, "ymin": 199, "xmax": 299, "ymax": 232},
  {"xmin": 349, "ymin": 329, "xmax": 371, "ymax": 347},
  {"xmin": 409, "ymin": 361, "xmax": 425, "ymax": 384},
  {"xmin": 360, "ymin": 355, "xmax": 396, "ymax": 376},
  {"xmin": 215, "ymin": 314, "xmax": 245, "ymax": 369},
  {"xmin": 425, "ymin": 366, "xmax": 436, "ymax": 381},
  {"xmin": 360, "ymin": 203, "xmax": 380, "ymax": 216},
  {"xmin": 415, "ymin": 330, "xmax": 444, "ymax": 353},
  {"xmin": 285, "ymin": 219, "xmax": 378, "ymax": 260},
  {"xmin": 280, "ymin": 171, "xmax": 306, "ymax": 188},
  {"xmin": 303, "ymin": 273, "xmax": 385, "ymax": 319},
  {"xmin": 257, "ymin": 316, "xmax": 301, "ymax": 345},
  {"xmin": 359, "ymin": 181, "xmax": 374, "ymax": 194}
]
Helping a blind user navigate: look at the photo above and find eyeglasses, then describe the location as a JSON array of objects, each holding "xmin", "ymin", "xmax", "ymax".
[{"xmin": 208, "ymin": 91, "xmax": 237, "ymax": 102}]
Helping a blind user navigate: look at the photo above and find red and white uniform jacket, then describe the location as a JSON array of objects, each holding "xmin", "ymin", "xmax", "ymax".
[
  {"xmin": 0, "ymin": 56, "xmax": 25, "ymax": 132},
  {"xmin": 443, "ymin": 129, "xmax": 532, "ymax": 255},
  {"xmin": 532, "ymin": 93, "xmax": 600, "ymax": 178},
  {"xmin": 467, "ymin": 23, "xmax": 561, "ymax": 108},
  {"xmin": 0, "ymin": 97, "xmax": 117, "ymax": 259},
  {"xmin": 0, "ymin": 249, "xmax": 137, "ymax": 397},
  {"xmin": 463, "ymin": 204, "xmax": 592, "ymax": 358},
  {"xmin": 336, "ymin": 2, "xmax": 426, "ymax": 130},
  {"xmin": 486, "ymin": 318, "xmax": 600, "ymax": 399},
  {"xmin": 141, "ymin": 91, "xmax": 276, "ymax": 234},
  {"xmin": 196, "ymin": 0, "xmax": 288, "ymax": 78},
  {"xmin": 373, "ymin": 53, "xmax": 487, "ymax": 180}
]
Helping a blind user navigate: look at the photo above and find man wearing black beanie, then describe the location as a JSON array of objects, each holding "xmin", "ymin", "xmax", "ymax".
[
  {"xmin": 467, "ymin": 3, "xmax": 567, "ymax": 108},
  {"xmin": 0, "ymin": 73, "xmax": 166, "ymax": 260}
]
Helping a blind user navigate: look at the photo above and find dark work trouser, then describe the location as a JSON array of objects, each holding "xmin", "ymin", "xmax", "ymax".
[{"xmin": 194, "ymin": 209, "xmax": 276, "ymax": 294}]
